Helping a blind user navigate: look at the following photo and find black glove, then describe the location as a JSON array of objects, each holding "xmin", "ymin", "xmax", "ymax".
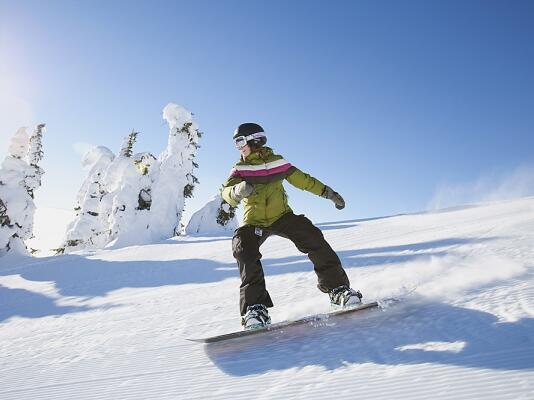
[
  {"xmin": 321, "ymin": 186, "xmax": 345, "ymax": 210},
  {"xmin": 231, "ymin": 181, "xmax": 254, "ymax": 203}
]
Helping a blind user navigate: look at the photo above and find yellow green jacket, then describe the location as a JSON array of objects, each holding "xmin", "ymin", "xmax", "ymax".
[{"xmin": 221, "ymin": 147, "xmax": 326, "ymax": 227}]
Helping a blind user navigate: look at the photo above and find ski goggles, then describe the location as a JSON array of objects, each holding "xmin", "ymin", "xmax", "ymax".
[{"xmin": 234, "ymin": 132, "xmax": 266, "ymax": 149}]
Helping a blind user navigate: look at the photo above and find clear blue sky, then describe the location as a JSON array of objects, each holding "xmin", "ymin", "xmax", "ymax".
[{"xmin": 1, "ymin": 0, "xmax": 533, "ymax": 223}]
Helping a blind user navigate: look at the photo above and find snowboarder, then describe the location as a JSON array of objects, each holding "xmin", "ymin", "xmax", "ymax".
[{"xmin": 221, "ymin": 123, "xmax": 362, "ymax": 329}]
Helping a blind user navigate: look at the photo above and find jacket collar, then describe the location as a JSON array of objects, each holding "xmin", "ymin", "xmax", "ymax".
[{"xmin": 241, "ymin": 147, "xmax": 274, "ymax": 163}]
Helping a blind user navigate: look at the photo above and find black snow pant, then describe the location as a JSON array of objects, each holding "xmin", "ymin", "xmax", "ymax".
[{"xmin": 232, "ymin": 212, "xmax": 350, "ymax": 316}]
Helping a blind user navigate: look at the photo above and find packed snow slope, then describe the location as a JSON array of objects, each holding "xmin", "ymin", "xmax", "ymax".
[{"xmin": 1, "ymin": 197, "xmax": 534, "ymax": 400}]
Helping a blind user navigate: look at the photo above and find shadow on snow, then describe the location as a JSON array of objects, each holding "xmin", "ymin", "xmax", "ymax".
[
  {"xmin": 0, "ymin": 285, "xmax": 92, "ymax": 322},
  {"xmin": 205, "ymin": 299, "xmax": 534, "ymax": 374},
  {"xmin": 315, "ymin": 216, "xmax": 390, "ymax": 231},
  {"xmin": 0, "ymin": 236, "xmax": 497, "ymax": 322}
]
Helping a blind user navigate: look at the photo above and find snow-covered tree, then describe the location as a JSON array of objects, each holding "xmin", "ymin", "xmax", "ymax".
[
  {"xmin": 101, "ymin": 132, "xmax": 139, "ymax": 245},
  {"xmin": 185, "ymin": 194, "xmax": 238, "ymax": 235},
  {"xmin": 0, "ymin": 128, "xmax": 35, "ymax": 257},
  {"xmin": 0, "ymin": 195, "xmax": 15, "ymax": 255},
  {"xmin": 59, "ymin": 103, "xmax": 202, "ymax": 251},
  {"xmin": 59, "ymin": 146, "xmax": 115, "ymax": 253},
  {"xmin": 106, "ymin": 168, "xmax": 142, "ymax": 246},
  {"xmin": 119, "ymin": 130, "xmax": 139, "ymax": 158},
  {"xmin": 149, "ymin": 103, "xmax": 202, "ymax": 239},
  {"xmin": 25, "ymin": 123, "xmax": 46, "ymax": 198},
  {"xmin": 61, "ymin": 129, "xmax": 164, "ymax": 251},
  {"xmin": 216, "ymin": 190, "xmax": 238, "ymax": 228},
  {"xmin": 105, "ymin": 152, "xmax": 160, "ymax": 248},
  {"xmin": 0, "ymin": 198, "xmax": 10, "ymax": 227},
  {"xmin": 133, "ymin": 152, "xmax": 158, "ymax": 211},
  {"xmin": 8, "ymin": 127, "xmax": 30, "ymax": 159}
]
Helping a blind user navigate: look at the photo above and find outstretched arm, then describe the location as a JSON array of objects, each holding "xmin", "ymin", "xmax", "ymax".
[
  {"xmin": 285, "ymin": 168, "xmax": 325, "ymax": 196},
  {"xmin": 286, "ymin": 168, "xmax": 345, "ymax": 209}
]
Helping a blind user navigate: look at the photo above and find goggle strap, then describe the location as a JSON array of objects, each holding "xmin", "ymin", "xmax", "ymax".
[
  {"xmin": 239, "ymin": 132, "xmax": 265, "ymax": 141},
  {"xmin": 234, "ymin": 132, "xmax": 266, "ymax": 148}
]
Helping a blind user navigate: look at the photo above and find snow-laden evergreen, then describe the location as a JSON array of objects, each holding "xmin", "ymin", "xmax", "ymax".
[
  {"xmin": 103, "ymin": 130, "xmax": 142, "ymax": 247},
  {"xmin": 7, "ymin": 127, "xmax": 30, "ymax": 159},
  {"xmin": 149, "ymin": 103, "xmax": 201, "ymax": 240},
  {"xmin": 61, "ymin": 146, "xmax": 115, "ymax": 253},
  {"xmin": 105, "ymin": 151, "xmax": 160, "ymax": 248},
  {"xmin": 61, "ymin": 104, "xmax": 201, "ymax": 251},
  {"xmin": 0, "ymin": 128, "xmax": 35, "ymax": 257},
  {"xmin": 62, "ymin": 135, "xmax": 163, "ymax": 251},
  {"xmin": 132, "ymin": 152, "xmax": 159, "ymax": 212},
  {"xmin": 25, "ymin": 124, "xmax": 46, "ymax": 199},
  {"xmin": 119, "ymin": 130, "xmax": 139, "ymax": 158},
  {"xmin": 185, "ymin": 194, "xmax": 238, "ymax": 235}
]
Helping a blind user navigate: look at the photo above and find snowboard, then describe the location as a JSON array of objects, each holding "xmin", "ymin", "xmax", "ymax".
[{"xmin": 187, "ymin": 301, "xmax": 379, "ymax": 344}]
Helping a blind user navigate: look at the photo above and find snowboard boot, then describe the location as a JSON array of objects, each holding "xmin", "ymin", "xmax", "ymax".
[
  {"xmin": 242, "ymin": 304, "xmax": 271, "ymax": 330},
  {"xmin": 329, "ymin": 285, "xmax": 363, "ymax": 308}
]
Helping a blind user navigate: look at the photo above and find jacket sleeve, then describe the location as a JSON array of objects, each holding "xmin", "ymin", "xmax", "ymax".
[
  {"xmin": 285, "ymin": 167, "xmax": 326, "ymax": 197},
  {"xmin": 221, "ymin": 176, "xmax": 243, "ymax": 207}
]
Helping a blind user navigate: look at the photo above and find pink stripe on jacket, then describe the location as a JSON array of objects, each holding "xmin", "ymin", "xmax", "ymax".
[{"xmin": 230, "ymin": 163, "xmax": 293, "ymax": 178}]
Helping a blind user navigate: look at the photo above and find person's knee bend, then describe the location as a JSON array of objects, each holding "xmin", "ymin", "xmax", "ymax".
[{"xmin": 232, "ymin": 241, "xmax": 259, "ymax": 263}]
